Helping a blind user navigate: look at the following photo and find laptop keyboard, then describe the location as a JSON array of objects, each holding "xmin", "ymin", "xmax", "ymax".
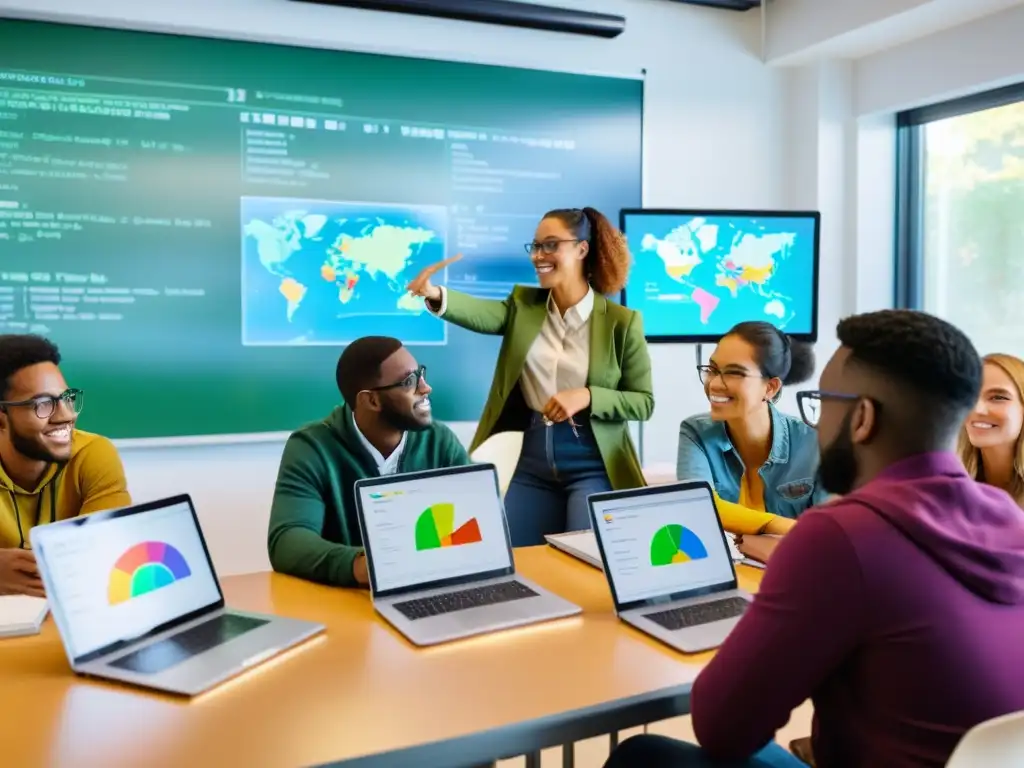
[
  {"xmin": 393, "ymin": 581, "xmax": 539, "ymax": 621},
  {"xmin": 107, "ymin": 613, "xmax": 269, "ymax": 675},
  {"xmin": 643, "ymin": 597, "xmax": 748, "ymax": 631}
]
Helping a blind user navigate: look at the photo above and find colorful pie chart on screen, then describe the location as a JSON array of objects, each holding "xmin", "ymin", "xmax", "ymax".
[
  {"xmin": 414, "ymin": 503, "xmax": 483, "ymax": 550},
  {"xmin": 108, "ymin": 541, "xmax": 192, "ymax": 605},
  {"xmin": 650, "ymin": 524, "xmax": 709, "ymax": 567}
]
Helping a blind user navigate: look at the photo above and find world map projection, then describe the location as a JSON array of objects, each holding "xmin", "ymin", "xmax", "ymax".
[
  {"xmin": 622, "ymin": 212, "xmax": 818, "ymax": 341},
  {"xmin": 241, "ymin": 197, "xmax": 448, "ymax": 345}
]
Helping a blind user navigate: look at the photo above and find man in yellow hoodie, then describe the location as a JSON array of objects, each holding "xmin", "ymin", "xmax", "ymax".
[{"xmin": 0, "ymin": 334, "xmax": 131, "ymax": 596}]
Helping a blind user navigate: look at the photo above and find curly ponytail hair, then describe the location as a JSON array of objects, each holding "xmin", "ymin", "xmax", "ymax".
[{"xmin": 542, "ymin": 207, "xmax": 631, "ymax": 295}]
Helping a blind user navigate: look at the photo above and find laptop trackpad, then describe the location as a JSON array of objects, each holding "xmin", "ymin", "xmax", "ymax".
[{"xmin": 107, "ymin": 614, "xmax": 269, "ymax": 675}]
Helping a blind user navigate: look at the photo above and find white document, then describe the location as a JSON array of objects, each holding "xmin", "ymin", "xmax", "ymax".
[
  {"xmin": 726, "ymin": 534, "xmax": 767, "ymax": 570},
  {"xmin": 0, "ymin": 596, "xmax": 49, "ymax": 638}
]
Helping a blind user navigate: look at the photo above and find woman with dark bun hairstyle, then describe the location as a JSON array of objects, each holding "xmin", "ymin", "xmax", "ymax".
[
  {"xmin": 408, "ymin": 207, "xmax": 652, "ymax": 546},
  {"xmin": 677, "ymin": 321, "xmax": 826, "ymax": 545}
]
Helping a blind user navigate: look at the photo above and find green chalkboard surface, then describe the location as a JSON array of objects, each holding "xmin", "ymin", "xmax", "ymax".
[{"xmin": 0, "ymin": 19, "xmax": 643, "ymax": 439}]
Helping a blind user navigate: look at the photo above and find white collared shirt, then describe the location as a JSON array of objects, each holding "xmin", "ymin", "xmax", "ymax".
[
  {"xmin": 429, "ymin": 286, "xmax": 594, "ymax": 411},
  {"xmin": 352, "ymin": 412, "xmax": 406, "ymax": 475},
  {"xmin": 519, "ymin": 288, "xmax": 594, "ymax": 412}
]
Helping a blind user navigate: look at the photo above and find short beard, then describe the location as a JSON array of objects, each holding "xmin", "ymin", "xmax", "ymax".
[
  {"xmin": 10, "ymin": 423, "xmax": 68, "ymax": 464},
  {"xmin": 379, "ymin": 403, "xmax": 429, "ymax": 433},
  {"xmin": 818, "ymin": 410, "xmax": 858, "ymax": 496}
]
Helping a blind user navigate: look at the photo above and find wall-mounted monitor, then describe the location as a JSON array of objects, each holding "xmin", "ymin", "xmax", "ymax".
[
  {"xmin": 0, "ymin": 18, "xmax": 642, "ymax": 439},
  {"xmin": 620, "ymin": 209, "xmax": 820, "ymax": 343}
]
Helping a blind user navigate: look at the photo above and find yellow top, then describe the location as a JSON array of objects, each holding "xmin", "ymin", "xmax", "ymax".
[
  {"xmin": 0, "ymin": 430, "xmax": 131, "ymax": 549},
  {"xmin": 737, "ymin": 471, "xmax": 767, "ymax": 512},
  {"xmin": 714, "ymin": 471, "xmax": 775, "ymax": 535}
]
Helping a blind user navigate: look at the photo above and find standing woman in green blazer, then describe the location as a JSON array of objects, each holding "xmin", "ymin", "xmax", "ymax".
[{"xmin": 407, "ymin": 207, "xmax": 654, "ymax": 546}]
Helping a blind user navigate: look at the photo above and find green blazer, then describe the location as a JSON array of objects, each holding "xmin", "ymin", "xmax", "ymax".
[{"xmin": 443, "ymin": 286, "xmax": 653, "ymax": 490}]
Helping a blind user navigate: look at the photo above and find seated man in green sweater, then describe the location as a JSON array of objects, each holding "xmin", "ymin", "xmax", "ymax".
[{"xmin": 268, "ymin": 336, "xmax": 471, "ymax": 587}]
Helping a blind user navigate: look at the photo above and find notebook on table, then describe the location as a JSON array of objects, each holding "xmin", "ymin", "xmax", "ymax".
[
  {"xmin": 0, "ymin": 596, "xmax": 49, "ymax": 638},
  {"xmin": 31, "ymin": 494, "xmax": 324, "ymax": 696},
  {"xmin": 354, "ymin": 463, "xmax": 581, "ymax": 647}
]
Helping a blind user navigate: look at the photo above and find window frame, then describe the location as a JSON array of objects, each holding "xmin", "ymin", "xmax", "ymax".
[{"xmin": 893, "ymin": 82, "xmax": 1024, "ymax": 309}]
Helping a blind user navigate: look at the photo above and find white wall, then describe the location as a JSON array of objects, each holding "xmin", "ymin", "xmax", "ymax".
[
  {"xmin": 14, "ymin": 0, "xmax": 1012, "ymax": 577},
  {"xmin": 764, "ymin": 0, "xmax": 1020, "ymax": 65},
  {"xmin": 0, "ymin": 0, "xmax": 791, "ymax": 573},
  {"xmin": 855, "ymin": 3, "xmax": 1024, "ymax": 114}
]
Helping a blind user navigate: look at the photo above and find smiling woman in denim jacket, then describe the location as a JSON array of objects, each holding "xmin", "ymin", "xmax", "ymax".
[{"xmin": 677, "ymin": 321, "xmax": 828, "ymax": 537}]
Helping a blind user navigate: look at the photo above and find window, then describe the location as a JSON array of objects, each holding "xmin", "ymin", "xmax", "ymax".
[{"xmin": 895, "ymin": 84, "xmax": 1024, "ymax": 359}]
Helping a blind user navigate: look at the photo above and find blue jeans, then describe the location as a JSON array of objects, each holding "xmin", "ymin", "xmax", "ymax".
[
  {"xmin": 603, "ymin": 736, "xmax": 808, "ymax": 768},
  {"xmin": 502, "ymin": 414, "xmax": 612, "ymax": 546}
]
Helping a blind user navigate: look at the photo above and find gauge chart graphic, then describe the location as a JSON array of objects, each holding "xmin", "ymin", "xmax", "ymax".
[
  {"xmin": 415, "ymin": 503, "xmax": 483, "ymax": 550},
  {"xmin": 108, "ymin": 541, "xmax": 192, "ymax": 604},
  {"xmin": 650, "ymin": 524, "xmax": 709, "ymax": 567}
]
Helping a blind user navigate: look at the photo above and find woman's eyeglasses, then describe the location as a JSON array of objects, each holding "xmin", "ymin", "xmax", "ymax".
[
  {"xmin": 524, "ymin": 239, "xmax": 580, "ymax": 256},
  {"xmin": 696, "ymin": 364, "xmax": 757, "ymax": 385}
]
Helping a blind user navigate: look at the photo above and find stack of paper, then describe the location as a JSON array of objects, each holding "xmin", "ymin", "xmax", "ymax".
[
  {"xmin": 0, "ymin": 596, "xmax": 49, "ymax": 638},
  {"xmin": 726, "ymin": 534, "xmax": 767, "ymax": 570}
]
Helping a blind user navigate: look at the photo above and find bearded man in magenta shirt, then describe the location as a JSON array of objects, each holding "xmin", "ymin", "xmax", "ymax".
[{"xmin": 604, "ymin": 309, "xmax": 1024, "ymax": 768}]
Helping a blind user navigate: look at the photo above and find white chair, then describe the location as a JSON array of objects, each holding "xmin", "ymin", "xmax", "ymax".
[
  {"xmin": 946, "ymin": 710, "xmax": 1024, "ymax": 767},
  {"xmin": 470, "ymin": 431, "xmax": 523, "ymax": 497}
]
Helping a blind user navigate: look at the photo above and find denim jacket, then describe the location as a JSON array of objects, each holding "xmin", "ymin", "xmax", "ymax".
[{"xmin": 676, "ymin": 405, "xmax": 827, "ymax": 520}]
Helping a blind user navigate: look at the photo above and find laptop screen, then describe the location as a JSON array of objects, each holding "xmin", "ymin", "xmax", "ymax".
[
  {"xmin": 591, "ymin": 485, "xmax": 735, "ymax": 605},
  {"xmin": 358, "ymin": 466, "xmax": 513, "ymax": 593},
  {"xmin": 35, "ymin": 498, "xmax": 222, "ymax": 661}
]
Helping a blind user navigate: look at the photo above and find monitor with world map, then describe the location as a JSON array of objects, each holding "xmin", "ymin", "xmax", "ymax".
[{"xmin": 620, "ymin": 209, "xmax": 820, "ymax": 343}]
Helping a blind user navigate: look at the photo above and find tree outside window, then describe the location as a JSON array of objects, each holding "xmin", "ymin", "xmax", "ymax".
[{"xmin": 922, "ymin": 99, "xmax": 1024, "ymax": 358}]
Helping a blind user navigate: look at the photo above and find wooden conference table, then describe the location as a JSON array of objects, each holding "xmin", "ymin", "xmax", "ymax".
[{"xmin": 0, "ymin": 546, "xmax": 764, "ymax": 768}]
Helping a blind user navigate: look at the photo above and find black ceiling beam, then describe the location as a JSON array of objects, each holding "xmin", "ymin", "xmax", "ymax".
[
  {"xmin": 670, "ymin": 0, "xmax": 760, "ymax": 10},
  {"xmin": 292, "ymin": 0, "xmax": 627, "ymax": 38}
]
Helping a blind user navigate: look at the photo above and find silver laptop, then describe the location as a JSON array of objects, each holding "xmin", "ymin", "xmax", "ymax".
[
  {"xmin": 588, "ymin": 480, "xmax": 752, "ymax": 653},
  {"xmin": 545, "ymin": 530, "xmax": 603, "ymax": 569},
  {"xmin": 31, "ymin": 494, "xmax": 324, "ymax": 696},
  {"xmin": 547, "ymin": 529, "xmax": 758, "ymax": 570},
  {"xmin": 354, "ymin": 463, "xmax": 581, "ymax": 646}
]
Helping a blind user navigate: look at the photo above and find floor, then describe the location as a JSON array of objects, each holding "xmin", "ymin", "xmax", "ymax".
[{"xmin": 497, "ymin": 700, "xmax": 815, "ymax": 767}]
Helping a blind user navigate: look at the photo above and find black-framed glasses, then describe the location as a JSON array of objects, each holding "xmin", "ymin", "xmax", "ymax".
[
  {"xmin": 524, "ymin": 239, "xmax": 580, "ymax": 256},
  {"xmin": 371, "ymin": 366, "xmax": 427, "ymax": 392},
  {"xmin": 697, "ymin": 364, "xmax": 759, "ymax": 386},
  {"xmin": 796, "ymin": 390, "xmax": 860, "ymax": 428},
  {"xmin": 0, "ymin": 388, "xmax": 84, "ymax": 420}
]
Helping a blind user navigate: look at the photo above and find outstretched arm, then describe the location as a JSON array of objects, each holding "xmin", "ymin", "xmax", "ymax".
[
  {"xmin": 425, "ymin": 286, "xmax": 510, "ymax": 336},
  {"xmin": 408, "ymin": 254, "xmax": 510, "ymax": 336}
]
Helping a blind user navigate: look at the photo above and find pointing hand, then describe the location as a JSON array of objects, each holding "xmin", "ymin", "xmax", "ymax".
[{"xmin": 407, "ymin": 254, "xmax": 463, "ymax": 303}]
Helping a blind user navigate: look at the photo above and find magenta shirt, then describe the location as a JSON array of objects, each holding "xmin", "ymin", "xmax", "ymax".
[{"xmin": 691, "ymin": 452, "xmax": 1024, "ymax": 767}]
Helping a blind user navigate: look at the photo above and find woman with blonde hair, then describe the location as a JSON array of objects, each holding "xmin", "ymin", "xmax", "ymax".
[{"xmin": 959, "ymin": 353, "xmax": 1024, "ymax": 508}]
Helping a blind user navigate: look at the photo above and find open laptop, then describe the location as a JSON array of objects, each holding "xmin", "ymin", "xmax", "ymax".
[
  {"xmin": 30, "ymin": 494, "xmax": 324, "ymax": 696},
  {"xmin": 546, "ymin": 528, "xmax": 763, "ymax": 570},
  {"xmin": 588, "ymin": 480, "xmax": 752, "ymax": 653},
  {"xmin": 354, "ymin": 463, "xmax": 581, "ymax": 646}
]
